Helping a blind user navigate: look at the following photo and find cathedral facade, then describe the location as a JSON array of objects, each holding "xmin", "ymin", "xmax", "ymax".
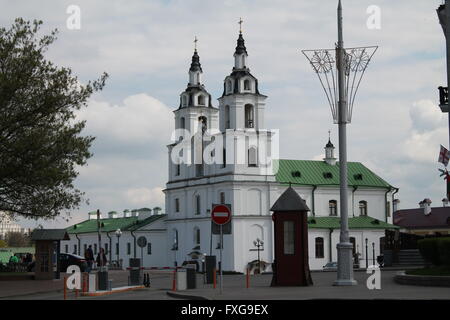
[{"xmin": 164, "ymin": 29, "xmax": 398, "ymax": 272}]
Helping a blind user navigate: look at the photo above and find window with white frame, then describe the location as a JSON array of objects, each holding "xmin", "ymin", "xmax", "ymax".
[
  {"xmin": 329, "ymin": 200, "xmax": 338, "ymax": 216},
  {"xmin": 359, "ymin": 201, "xmax": 368, "ymax": 216}
]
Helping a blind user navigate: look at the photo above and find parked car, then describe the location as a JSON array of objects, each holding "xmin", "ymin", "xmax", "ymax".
[
  {"xmin": 322, "ymin": 262, "xmax": 338, "ymax": 271},
  {"xmin": 27, "ymin": 253, "xmax": 87, "ymax": 273}
]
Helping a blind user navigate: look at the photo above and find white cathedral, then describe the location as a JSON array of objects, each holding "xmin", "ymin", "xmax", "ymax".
[
  {"xmin": 163, "ymin": 29, "xmax": 398, "ymax": 272},
  {"xmin": 62, "ymin": 28, "xmax": 399, "ymax": 272}
]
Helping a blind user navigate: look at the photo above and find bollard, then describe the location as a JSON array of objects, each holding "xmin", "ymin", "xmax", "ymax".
[
  {"xmin": 213, "ymin": 268, "xmax": 216, "ymax": 289},
  {"xmin": 172, "ymin": 269, "xmax": 177, "ymax": 291},
  {"xmin": 82, "ymin": 273, "xmax": 87, "ymax": 293},
  {"xmin": 63, "ymin": 276, "xmax": 67, "ymax": 300},
  {"xmin": 246, "ymin": 268, "xmax": 250, "ymax": 289}
]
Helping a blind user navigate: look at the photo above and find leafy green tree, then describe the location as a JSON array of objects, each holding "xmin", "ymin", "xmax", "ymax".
[{"xmin": 0, "ymin": 18, "xmax": 108, "ymax": 220}]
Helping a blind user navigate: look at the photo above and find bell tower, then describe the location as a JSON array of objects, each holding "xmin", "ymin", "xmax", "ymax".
[
  {"xmin": 218, "ymin": 20, "xmax": 267, "ymax": 132},
  {"xmin": 169, "ymin": 38, "xmax": 219, "ymax": 181}
]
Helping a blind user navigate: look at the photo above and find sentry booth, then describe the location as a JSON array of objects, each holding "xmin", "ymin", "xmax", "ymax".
[
  {"xmin": 31, "ymin": 229, "xmax": 70, "ymax": 280},
  {"xmin": 270, "ymin": 186, "xmax": 313, "ymax": 286}
]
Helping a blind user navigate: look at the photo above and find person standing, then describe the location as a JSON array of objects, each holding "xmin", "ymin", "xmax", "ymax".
[
  {"xmin": 85, "ymin": 245, "xmax": 94, "ymax": 273},
  {"xmin": 96, "ymin": 248, "xmax": 107, "ymax": 268}
]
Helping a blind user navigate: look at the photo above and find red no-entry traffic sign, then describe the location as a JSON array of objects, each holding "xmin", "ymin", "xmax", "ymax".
[{"xmin": 211, "ymin": 204, "xmax": 231, "ymax": 225}]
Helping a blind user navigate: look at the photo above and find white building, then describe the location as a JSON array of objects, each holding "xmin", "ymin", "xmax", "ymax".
[
  {"xmin": 163, "ymin": 30, "xmax": 398, "ymax": 272},
  {"xmin": 61, "ymin": 208, "xmax": 168, "ymax": 269},
  {"xmin": 0, "ymin": 212, "xmax": 30, "ymax": 240},
  {"xmin": 62, "ymin": 29, "xmax": 399, "ymax": 273}
]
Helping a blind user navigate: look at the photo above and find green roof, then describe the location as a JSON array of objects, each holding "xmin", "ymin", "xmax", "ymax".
[
  {"xmin": 275, "ymin": 159, "xmax": 392, "ymax": 188},
  {"xmin": 127, "ymin": 215, "xmax": 167, "ymax": 231},
  {"xmin": 66, "ymin": 215, "xmax": 166, "ymax": 234},
  {"xmin": 307, "ymin": 215, "xmax": 399, "ymax": 230}
]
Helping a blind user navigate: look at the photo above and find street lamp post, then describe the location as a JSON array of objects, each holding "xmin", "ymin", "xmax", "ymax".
[
  {"xmin": 437, "ymin": 2, "xmax": 450, "ymax": 200},
  {"xmin": 172, "ymin": 243, "xmax": 178, "ymax": 267},
  {"xmin": 365, "ymin": 238, "xmax": 369, "ymax": 269},
  {"xmin": 302, "ymin": 1, "xmax": 377, "ymax": 286},
  {"xmin": 115, "ymin": 229, "xmax": 122, "ymax": 269},
  {"xmin": 372, "ymin": 242, "xmax": 376, "ymax": 266},
  {"xmin": 253, "ymin": 238, "xmax": 264, "ymax": 274},
  {"xmin": 437, "ymin": 2, "xmax": 450, "ymax": 151}
]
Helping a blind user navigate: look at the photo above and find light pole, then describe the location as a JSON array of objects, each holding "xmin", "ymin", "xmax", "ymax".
[
  {"xmin": 115, "ymin": 229, "xmax": 122, "ymax": 269},
  {"xmin": 302, "ymin": 0, "xmax": 377, "ymax": 286},
  {"xmin": 171, "ymin": 243, "xmax": 178, "ymax": 267},
  {"xmin": 365, "ymin": 238, "xmax": 369, "ymax": 269},
  {"xmin": 437, "ymin": 3, "xmax": 450, "ymax": 199},
  {"xmin": 253, "ymin": 238, "xmax": 264, "ymax": 274},
  {"xmin": 372, "ymin": 242, "xmax": 375, "ymax": 266}
]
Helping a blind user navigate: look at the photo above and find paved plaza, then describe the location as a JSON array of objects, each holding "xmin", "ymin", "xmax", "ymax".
[{"xmin": 1, "ymin": 269, "xmax": 450, "ymax": 300}]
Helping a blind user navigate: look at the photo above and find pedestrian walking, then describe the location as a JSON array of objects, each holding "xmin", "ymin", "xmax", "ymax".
[
  {"xmin": 85, "ymin": 245, "xmax": 94, "ymax": 273},
  {"xmin": 96, "ymin": 248, "xmax": 108, "ymax": 268}
]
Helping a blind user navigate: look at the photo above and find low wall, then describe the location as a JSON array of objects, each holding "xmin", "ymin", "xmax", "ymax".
[{"xmin": 394, "ymin": 271, "xmax": 450, "ymax": 287}]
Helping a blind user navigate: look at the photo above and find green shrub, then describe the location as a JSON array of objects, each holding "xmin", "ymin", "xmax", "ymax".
[
  {"xmin": 418, "ymin": 238, "xmax": 441, "ymax": 266},
  {"xmin": 438, "ymin": 238, "xmax": 450, "ymax": 266}
]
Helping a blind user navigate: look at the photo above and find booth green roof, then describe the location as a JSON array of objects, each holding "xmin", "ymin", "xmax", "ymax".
[
  {"xmin": 275, "ymin": 160, "xmax": 392, "ymax": 189},
  {"xmin": 307, "ymin": 215, "xmax": 399, "ymax": 230},
  {"xmin": 66, "ymin": 215, "xmax": 166, "ymax": 234}
]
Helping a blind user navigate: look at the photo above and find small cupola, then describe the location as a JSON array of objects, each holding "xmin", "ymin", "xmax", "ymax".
[
  {"xmin": 323, "ymin": 133, "xmax": 336, "ymax": 165},
  {"xmin": 234, "ymin": 18, "xmax": 248, "ymax": 69}
]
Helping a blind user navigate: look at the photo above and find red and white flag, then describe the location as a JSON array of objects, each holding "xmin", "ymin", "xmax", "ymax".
[{"xmin": 439, "ymin": 145, "xmax": 449, "ymax": 167}]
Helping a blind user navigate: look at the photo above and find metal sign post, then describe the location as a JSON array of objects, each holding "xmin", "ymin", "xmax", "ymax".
[
  {"xmin": 211, "ymin": 204, "xmax": 232, "ymax": 295},
  {"xmin": 220, "ymin": 224, "xmax": 223, "ymax": 294}
]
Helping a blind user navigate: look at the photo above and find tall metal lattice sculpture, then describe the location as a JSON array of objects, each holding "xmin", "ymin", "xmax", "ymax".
[
  {"xmin": 302, "ymin": 0, "xmax": 378, "ymax": 286},
  {"xmin": 302, "ymin": 46, "xmax": 377, "ymax": 123}
]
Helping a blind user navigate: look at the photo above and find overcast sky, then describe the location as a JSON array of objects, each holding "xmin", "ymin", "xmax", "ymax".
[{"xmin": 2, "ymin": 0, "xmax": 448, "ymax": 228}]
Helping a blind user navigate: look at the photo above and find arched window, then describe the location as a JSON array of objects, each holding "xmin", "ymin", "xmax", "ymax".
[
  {"xmin": 182, "ymin": 95, "xmax": 187, "ymax": 107},
  {"xmin": 315, "ymin": 237, "xmax": 324, "ymax": 258},
  {"xmin": 227, "ymin": 80, "xmax": 232, "ymax": 93},
  {"xmin": 222, "ymin": 148, "xmax": 226, "ymax": 168},
  {"xmin": 195, "ymin": 195, "xmax": 201, "ymax": 215},
  {"xmin": 245, "ymin": 104, "xmax": 254, "ymax": 128},
  {"xmin": 224, "ymin": 105, "xmax": 230, "ymax": 129},
  {"xmin": 198, "ymin": 95, "xmax": 205, "ymax": 106},
  {"xmin": 248, "ymin": 147, "xmax": 257, "ymax": 167},
  {"xmin": 175, "ymin": 164, "xmax": 180, "ymax": 176},
  {"xmin": 359, "ymin": 201, "xmax": 368, "ymax": 216},
  {"xmin": 329, "ymin": 200, "xmax": 337, "ymax": 216},
  {"xmin": 175, "ymin": 198, "xmax": 180, "ymax": 213},
  {"xmin": 244, "ymin": 79, "xmax": 251, "ymax": 91},
  {"xmin": 198, "ymin": 116, "xmax": 207, "ymax": 132},
  {"xmin": 180, "ymin": 117, "xmax": 185, "ymax": 129},
  {"xmin": 194, "ymin": 227, "xmax": 201, "ymax": 245}
]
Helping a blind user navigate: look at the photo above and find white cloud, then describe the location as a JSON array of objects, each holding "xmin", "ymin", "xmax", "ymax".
[
  {"xmin": 409, "ymin": 100, "xmax": 443, "ymax": 132},
  {"xmin": 126, "ymin": 187, "xmax": 164, "ymax": 206},
  {"xmin": 77, "ymin": 93, "xmax": 173, "ymax": 145},
  {"xmin": 7, "ymin": 0, "xmax": 450, "ymax": 228}
]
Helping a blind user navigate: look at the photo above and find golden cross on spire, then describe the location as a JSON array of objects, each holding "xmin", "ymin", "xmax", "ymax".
[
  {"xmin": 194, "ymin": 36, "xmax": 198, "ymax": 51},
  {"xmin": 238, "ymin": 17, "xmax": 243, "ymax": 34}
]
